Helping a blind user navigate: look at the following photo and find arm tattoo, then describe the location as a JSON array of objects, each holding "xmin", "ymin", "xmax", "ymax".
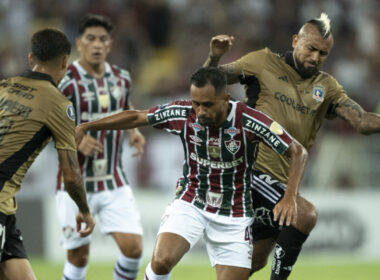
[{"xmin": 340, "ymin": 99, "xmax": 363, "ymax": 119}]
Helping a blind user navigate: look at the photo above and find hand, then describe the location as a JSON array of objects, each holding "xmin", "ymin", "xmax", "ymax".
[
  {"xmin": 273, "ymin": 193, "xmax": 297, "ymax": 227},
  {"xmin": 129, "ymin": 129, "xmax": 145, "ymax": 157},
  {"xmin": 209, "ymin": 34, "xmax": 234, "ymax": 58},
  {"xmin": 77, "ymin": 135, "xmax": 103, "ymax": 156},
  {"xmin": 76, "ymin": 212, "xmax": 95, "ymax": 237}
]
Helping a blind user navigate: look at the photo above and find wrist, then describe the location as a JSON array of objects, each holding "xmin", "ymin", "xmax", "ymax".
[{"xmin": 208, "ymin": 52, "xmax": 221, "ymax": 61}]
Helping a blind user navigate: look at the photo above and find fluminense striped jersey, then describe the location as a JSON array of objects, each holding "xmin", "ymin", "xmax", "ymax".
[
  {"xmin": 56, "ymin": 60, "xmax": 132, "ymax": 192},
  {"xmin": 147, "ymin": 100, "xmax": 293, "ymax": 217}
]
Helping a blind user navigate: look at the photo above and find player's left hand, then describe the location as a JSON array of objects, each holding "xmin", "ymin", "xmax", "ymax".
[
  {"xmin": 273, "ymin": 194, "xmax": 297, "ymax": 226},
  {"xmin": 76, "ymin": 212, "xmax": 96, "ymax": 237},
  {"xmin": 129, "ymin": 128, "xmax": 145, "ymax": 157}
]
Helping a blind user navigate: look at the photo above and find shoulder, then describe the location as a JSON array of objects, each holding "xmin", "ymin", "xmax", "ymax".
[
  {"xmin": 110, "ymin": 64, "xmax": 131, "ymax": 81},
  {"xmin": 58, "ymin": 63, "xmax": 81, "ymax": 91}
]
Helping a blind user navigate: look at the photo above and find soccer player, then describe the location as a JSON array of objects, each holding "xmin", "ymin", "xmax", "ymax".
[
  {"xmin": 203, "ymin": 13, "xmax": 380, "ymax": 280},
  {"xmin": 56, "ymin": 14, "xmax": 145, "ymax": 280},
  {"xmin": 74, "ymin": 67, "xmax": 308, "ymax": 280},
  {"xmin": 0, "ymin": 28, "xmax": 95, "ymax": 280}
]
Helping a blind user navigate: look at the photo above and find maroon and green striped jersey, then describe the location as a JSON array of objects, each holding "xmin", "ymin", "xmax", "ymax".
[
  {"xmin": 56, "ymin": 60, "xmax": 131, "ymax": 192},
  {"xmin": 147, "ymin": 100, "xmax": 293, "ymax": 217}
]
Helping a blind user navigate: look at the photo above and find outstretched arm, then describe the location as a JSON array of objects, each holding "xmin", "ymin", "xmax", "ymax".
[
  {"xmin": 58, "ymin": 149, "xmax": 95, "ymax": 237},
  {"xmin": 202, "ymin": 34, "xmax": 240, "ymax": 84},
  {"xmin": 336, "ymin": 98, "xmax": 380, "ymax": 135},
  {"xmin": 75, "ymin": 109, "xmax": 149, "ymax": 146},
  {"xmin": 273, "ymin": 139, "xmax": 308, "ymax": 227}
]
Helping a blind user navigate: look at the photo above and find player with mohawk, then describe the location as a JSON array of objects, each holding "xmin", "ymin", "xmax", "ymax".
[{"xmin": 203, "ymin": 13, "xmax": 380, "ymax": 279}]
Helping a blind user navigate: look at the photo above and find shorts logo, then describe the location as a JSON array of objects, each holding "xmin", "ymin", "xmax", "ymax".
[
  {"xmin": 312, "ymin": 85, "xmax": 325, "ymax": 102},
  {"xmin": 62, "ymin": 226, "xmax": 75, "ymax": 239},
  {"xmin": 254, "ymin": 207, "xmax": 274, "ymax": 227},
  {"xmin": 66, "ymin": 104, "xmax": 76, "ymax": 121},
  {"xmin": 225, "ymin": 139, "xmax": 241, "ymax": 155}
]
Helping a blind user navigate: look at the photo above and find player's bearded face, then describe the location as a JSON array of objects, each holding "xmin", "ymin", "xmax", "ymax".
[
  {"xmin": 190, "ymin": 84, "xmax": 229, "ymax": 128},
  {"xmin": 294, "ymin": 55, "xmax": 320, "ymax": 78}
]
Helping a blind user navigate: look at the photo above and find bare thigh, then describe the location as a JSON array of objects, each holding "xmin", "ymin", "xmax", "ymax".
[
  {"xmin": 112, "ymin": 232, "xmax": 143, "ymax": 258},
  {"xmin": 215, "ymin": 264, "xmax": 250, "ymax": 280},
  {"xmin": 0, "ymin": 258, "xmax": 36, "ymax": 280}
]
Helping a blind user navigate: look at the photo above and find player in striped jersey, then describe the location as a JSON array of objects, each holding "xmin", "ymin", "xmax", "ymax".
[
  {"xmin": 204, "ymin": 12, "xmax": 380, "ymax": 280},
  {"xmin": 55, "ymin": 15, "xmax": 145, "ymax": 280},
  {"xmin": 75, "ymin": 67, "xmax": 308, "ymax": 280}
]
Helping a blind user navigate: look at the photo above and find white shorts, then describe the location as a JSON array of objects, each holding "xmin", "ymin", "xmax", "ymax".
[
  {"xmin": 56, "ymin": 186, "xmax": 143, "ymax": 250},
  {"xmin": 158, "ymin": 200, "xmax": 254, "ymax": 269}
]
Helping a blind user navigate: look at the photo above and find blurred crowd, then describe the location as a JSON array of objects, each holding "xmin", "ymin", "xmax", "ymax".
[{"xmin": 1, "ymin": 0, "xmax": 380, "ymax": 190}]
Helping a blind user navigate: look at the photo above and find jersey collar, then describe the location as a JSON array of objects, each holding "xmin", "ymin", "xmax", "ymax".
[
  {"xmin": 73, "ymin": 60, "xmax": 112, "ymax": 78},
  {"xmin": 20, "ymin": 70, "xmax": 56, "ymax": 87}
]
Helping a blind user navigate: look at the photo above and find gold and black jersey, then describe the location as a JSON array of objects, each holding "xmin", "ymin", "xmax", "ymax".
[
  {"xmin": 0, "ymin": 71, "xmax": 76, "ymax": 214},
  {"xmin": 233, "ymin": 48, "xmax": 349, "ymax": 183}
]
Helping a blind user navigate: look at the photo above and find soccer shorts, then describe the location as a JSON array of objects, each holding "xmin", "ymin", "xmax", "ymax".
[
  {"xmin": 250, "ymin": 169, "xmax": 287, "ymax": 241},
  {"xmin": 0, "ymin": 212, "xmax": 28, "ymax": 262},
  {"xmin": 158, "ymin": 199, "xmax": 253, "ymax": 269},
  {"xmin": 56, "ymin": 186, "xmax": 143, "ymax": 250}
]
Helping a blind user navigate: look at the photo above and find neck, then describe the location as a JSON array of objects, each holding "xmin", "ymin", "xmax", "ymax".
[
  {"xmin": 31, "ymin": 65, "xmax": 59, "ymax": 85},
  {"xmin": 79, "ymin": 59, "xmax": 106, "ymax": 79}
]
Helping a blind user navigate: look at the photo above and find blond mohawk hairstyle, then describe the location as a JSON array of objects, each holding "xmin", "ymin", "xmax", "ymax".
[
  {"xmin": 318, "ymin": 12, "xmax": 331, "ymax": 38},
  {"xmin": 307, "ymin": 12, "xmax": 332, "ymax": 39}
]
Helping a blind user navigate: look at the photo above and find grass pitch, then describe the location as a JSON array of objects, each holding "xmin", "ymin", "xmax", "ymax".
[{"xmin": 31, "ymin": 257, "xmax": 380, "ymax": 280}]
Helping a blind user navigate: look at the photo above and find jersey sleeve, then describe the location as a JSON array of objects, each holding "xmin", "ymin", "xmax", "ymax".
[
  {"xmin": 45, "ymin": 100, "xmax": 77, "ymax": 151},
  {"xmin": 325, "ymin": 77, "xmax": 350, "ymax": 119},
  {"xmin": 232, "ymin": 48, "xmax": 269, "ymax": 77},
  {"xmin": 146, "ymin": 101, "xmax": 191, "ymax": 135},
  {"xmin": 242, "ymin": 107, "xmax": 293, "ymax": 155},
  {"xmin": 58, "ymin": 71, "xmax": 75, "ymax": 100}
]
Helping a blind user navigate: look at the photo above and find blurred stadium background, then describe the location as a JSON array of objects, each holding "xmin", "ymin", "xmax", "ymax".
[{"xmin": 1, "ymin": 0, "xmax": 380, "ymax": 279}]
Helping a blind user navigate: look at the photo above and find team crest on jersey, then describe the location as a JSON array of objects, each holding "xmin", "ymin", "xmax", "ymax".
[
  {"xmin": 312, "ymin": 85, "xmax": 325, "ymax": 102},
  {"xmin": 208, "ymin": 146, "xmax": 220, "ymax": 159},
  {"xmin": 98, "ymin": 94, "xmax": 110, "ymax": 109},
  {"xmin": 224, "ymin": 127, "xmax": 241, "ymax": 137},
  {"xmin": 225, "ymin": 139, "xmax": 241, "ymax": 155}
]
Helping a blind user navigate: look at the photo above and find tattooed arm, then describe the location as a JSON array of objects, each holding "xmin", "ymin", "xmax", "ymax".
[
  {"xmin": 58, "ymin": 149, "xmax": 95, "ymax": 237},
  {"xmin": 336, "ymin": 98, "xmax": 380, "ymax": 135},
  {"xmin": 202, "ymin": 34, "xmax": 240, "ymax": 84}
]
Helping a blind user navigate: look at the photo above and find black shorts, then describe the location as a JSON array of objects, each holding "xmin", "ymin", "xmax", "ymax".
[
  {"xmin": 0, "ymin": 212, "xmax": 28, "ymax": 262},
  {"xmin": 250, "ymin": 170, "xmax": 286, "ymax": 241}
]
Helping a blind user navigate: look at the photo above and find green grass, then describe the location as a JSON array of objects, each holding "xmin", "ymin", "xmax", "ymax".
[{"xmin": 31, "ymin": 258, "xmax": 380, "ymax": 280}]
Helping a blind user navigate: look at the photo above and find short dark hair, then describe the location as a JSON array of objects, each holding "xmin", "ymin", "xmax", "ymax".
[
  {"xmin": 190, "ymin": 67, "xmax": 227, "ymax": 95},
  {"xmin": 31, "ymin": 28, "xmax": 71, "ymax": 62},
  {"xmin": 78, "ymin": 14, "xmax": 113, "ymax": 36}
]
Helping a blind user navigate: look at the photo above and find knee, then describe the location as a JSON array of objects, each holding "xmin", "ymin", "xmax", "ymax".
[
  {"xmin": 151, "ymin": 253, "xmax": 174, "ymax": 275},
  {"xmin": 297, "ymin": 199, "xmax": 318, "ymax": 233},
  {"xmin": 251, "ymin": 258, "xmax": 267, "ymax": 273},
  {"xmin": 68, "ymin": 245, "xmax": 90, "ymax": 267},
  {"xmin": 122, "ymin": 244, "xmax": 142, "ymax": 259}
]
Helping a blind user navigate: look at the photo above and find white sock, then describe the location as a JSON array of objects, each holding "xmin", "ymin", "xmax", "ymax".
[
  {"xmin": 144, "ymin": 262, "xmax": 171, "ymax": 280},
  {"xmin": 62, "ymin": 261, "xmax": 87, "ymax": 280},
  {"xmin": 113, "ymin": 254, "xmax": 142, "ymax": 280}
]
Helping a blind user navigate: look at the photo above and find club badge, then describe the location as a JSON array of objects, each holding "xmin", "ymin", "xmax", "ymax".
[
  {"xmin": 312, "ymin": 85, "xmax": 325, "ymax": 102},
  {"xmin": 225, "ymin": 139, "xmax": 241, "ymax": 155}
]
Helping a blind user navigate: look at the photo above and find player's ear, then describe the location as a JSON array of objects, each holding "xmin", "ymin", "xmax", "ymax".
[
  {"xmin": 292, "ymin": 34, "xmax": 298, "ymax": 48},
  {"xmin": 75, "ymin": 37, "xmax": 82, "ymax": 52},
  {"xmin": 28, "ymin": 52, "xmax": 34, "ymax": 68},
  {"xmin": 61, "ymin": 54, "xmax": 69, "ymax": 70}
]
